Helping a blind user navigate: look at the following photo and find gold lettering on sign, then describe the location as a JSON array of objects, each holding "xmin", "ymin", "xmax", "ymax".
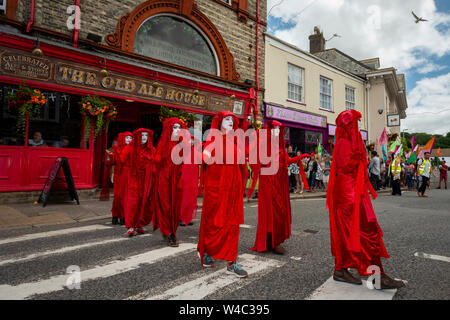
[
  {"xmin": 101, "ymin": 76, "xmax": 114, "ymax": 89},
  {"xmin": 71, "ymin": 69, "xmax": 85, "ymax": 84},
  {"xmin": 85, "ymin": 72, "xmax": 97, "ymax": 86},
  {"xmin": 165, "ymin": 89, "xmax": 176, "ymax": 101},
  {"xmin": 138, "ymin": 83, "xmax": 148, "ymax": 95},
  {"xmin": 59, "ymin": 66, "xmax": 71, "ymax": 81},
  {"xmin": 155, "ymin": 87, "xmax": 164, "ymax": 98}
]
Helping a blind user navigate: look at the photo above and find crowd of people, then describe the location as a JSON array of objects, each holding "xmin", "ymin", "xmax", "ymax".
[
  {"xmin": 103, "ymin": 110, "xmax": 425, "ymax": 289},
  {"xmin": 368, "ymin": 150, "xmax": 448, "ymax": 197}
]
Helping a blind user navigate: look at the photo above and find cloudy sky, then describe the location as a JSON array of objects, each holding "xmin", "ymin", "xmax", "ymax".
[{"xmin": 266, "ymin": 0, "xmax": 450, "ymax": 135}]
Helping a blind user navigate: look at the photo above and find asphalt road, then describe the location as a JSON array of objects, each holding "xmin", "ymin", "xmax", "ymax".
[{"xmin": 0, "ymin": 188, "xmax": 448, "ymax": 301}]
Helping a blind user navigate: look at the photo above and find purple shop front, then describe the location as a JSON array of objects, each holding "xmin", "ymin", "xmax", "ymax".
[{"xmin": 264, "ymin": 103, "xmax": 330, "ymax": 152}]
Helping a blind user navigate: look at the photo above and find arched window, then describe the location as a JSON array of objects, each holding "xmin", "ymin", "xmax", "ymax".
[{"xmin": 133, "ymin": 15, "xmax": 218, "ymax": 75}]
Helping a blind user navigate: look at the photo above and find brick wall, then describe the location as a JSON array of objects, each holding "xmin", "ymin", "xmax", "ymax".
[{"xmin": 13, "ymin": 0, "xmax": 266, "ymax": 106}]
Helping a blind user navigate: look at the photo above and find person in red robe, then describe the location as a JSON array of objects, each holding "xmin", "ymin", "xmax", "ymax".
[
  {"xmin": 152, "ymin": 117, "xmax": 197, "ymax": 247},
  {"xmin": 107, "ymin": 131, "xmax": 133, "ymax": 225},
  {"xmin": 248, "ymin": 120, "xmax": 313, "ymax": 254},
  {"xmin": 197, "ymin": 111, "xmax": 248, "ymax": 278},
  {"xmin": 326, "ymin": 109, "xmax": 404, "ymax": 289},
  {"xmin": 122, "ymin": 128, "xmax": 155, "ymax": 237},
  {"xmin": 179, "ymin": 133, "xmax": 200, "ymax": 227}
]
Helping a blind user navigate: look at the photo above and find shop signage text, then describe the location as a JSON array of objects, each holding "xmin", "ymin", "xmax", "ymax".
[{"xmin": 265, "ymin": 104, "xmax": 327, "ymax": 128}]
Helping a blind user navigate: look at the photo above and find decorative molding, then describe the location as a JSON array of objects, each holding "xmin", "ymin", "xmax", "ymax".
[{"xmin": 105, "ymin": 0, "xmax": 240, "ymax": 81}]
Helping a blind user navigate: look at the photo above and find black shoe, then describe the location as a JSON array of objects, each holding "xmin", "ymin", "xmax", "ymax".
[
  {"xmin": 112, "ymin": 217, "xmax": 119, "ymax": 225},
  {"xmin": 119, "ymin": 218, "xmax": 125, "ymax": 225},
  {"xmin": 188, "ymin": 222, "xmax": 194, "ymax": 226},
  {"xmin": 180, "ymin": 222, "xmax": 186, "ymax": 226}
]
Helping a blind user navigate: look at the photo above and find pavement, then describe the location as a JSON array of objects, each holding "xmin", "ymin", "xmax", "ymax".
[{"xmin": 0, "ymin": 186, "xmax": 407, "ymax": 230}]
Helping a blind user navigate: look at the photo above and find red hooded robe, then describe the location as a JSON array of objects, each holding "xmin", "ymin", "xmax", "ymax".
[
  {"xmin": 197, "ymin": 111, "xmax": 245, "ymax": 264},
  {"xmin": 110, "ymin": 131, "xmax": 133, "ymax": 219},
  {"xmin": 151, "ymin": 117, "xmax": 194, "ymax": 238},
  {"xmin": 326, "ymin": 109, "xmax": 389, "ymax": 276},
  {"xmin": 250, "ymin": 120, "xmax": 312, "ymax": 252},
  {"xmin": 123, "ymin": 128, "xmax": 155, "ymax": 229}
]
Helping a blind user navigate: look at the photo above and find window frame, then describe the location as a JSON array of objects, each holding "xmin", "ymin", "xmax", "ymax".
[
  {"xmin": 287, "ymin": 63, "xmax": 305, "ymax": 104},
  {"xmin": 345, "ymin": 85, "xmax": 356, "ymax": 110},
  {"xmin": 319, "ymin": 76, "xmax": 333, "ymax": 111}
]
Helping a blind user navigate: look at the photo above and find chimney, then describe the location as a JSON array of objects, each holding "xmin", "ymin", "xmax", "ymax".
[{"xmin": 309, "ymin": 26, "xmax": 325, "ymax": 54}]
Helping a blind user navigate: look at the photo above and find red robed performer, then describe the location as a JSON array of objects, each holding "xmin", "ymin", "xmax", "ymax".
[
  {"xmin": 247, "ymin": 120, "xmax": 312, "ymax": 254},
  {"xmin": 197, "ymin": 111, "xmax": 249, "ymax": 278},
  {"xmin": 326, "ymin": 109, "xmax": 404, "ymax": 289},
  {"xmin": 178, "ymin": 134, "xmax": 200, "ymax": 227},
  {"xmin": 152, "ymin": 117, "xmax": 197, "ymax": 246},
  {"xmin": 122, "ymin": 128, "xmax": 155, "ymax": 237},
  {"xmin": 107, "ymin": 132, "xmax": 133, "ymax": 225}
]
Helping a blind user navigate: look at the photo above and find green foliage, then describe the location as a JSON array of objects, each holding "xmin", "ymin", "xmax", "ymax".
[
  {"xmin": 402, "ymin": 131, "xmax": 450, "ymax": 149},
  {"xmin": 159, "ymin": 106, "xmax": 198, "ymax": 127}
]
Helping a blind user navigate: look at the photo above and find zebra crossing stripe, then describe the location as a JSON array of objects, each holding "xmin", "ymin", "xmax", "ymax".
[
  {"xmin": 0, "ymin": 243, "xmax": 197, "ymax": 300},
  {"xmin": 414, "ymin": 252, "xmax": 450, "ymax": 263},
  {"xmin": 0, "ymin": 234, "xmax": 151, "ymax": 266},
  {"xmin": 0, "ymin": 225, "xmax": 112, "ymax": 246},
  {"xmin": 306, "ymin": 276, "xmax": 397, "ymax": 300},
  {"xmin": 143, "ymin": 253, "xmax": 284, "ymax": 300}
]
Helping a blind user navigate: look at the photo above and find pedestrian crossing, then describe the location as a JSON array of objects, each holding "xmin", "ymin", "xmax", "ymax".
[{"xmin": 0, "ymin": 222, "xmax": 405, "ymax": 300}]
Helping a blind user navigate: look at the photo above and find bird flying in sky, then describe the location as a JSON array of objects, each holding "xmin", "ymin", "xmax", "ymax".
[{"xmin": 412, "ymin": 11, "xmax": 428, "ymax": 23}]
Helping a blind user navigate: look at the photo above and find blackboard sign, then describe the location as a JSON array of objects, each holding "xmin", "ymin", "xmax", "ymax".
[{"xmin": 38, "ymin": 157, "xmax": 80, "ymax": 207}]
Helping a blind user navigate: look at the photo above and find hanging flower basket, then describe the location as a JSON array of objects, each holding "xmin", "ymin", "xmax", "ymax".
[
  {"xmin": 249, "ymin": 119, "xmax": 263, "ymax": 130},
  {"xmin": 80, "ymin": 95, "xmax": 117, "ymax": 141},
  {"xmin": 6, "ymin": 81, "xmax": 47, "ymax": 137},
  {"xmin": 159, "ymin": 106, "xmax": 198, "ymax": 127}
]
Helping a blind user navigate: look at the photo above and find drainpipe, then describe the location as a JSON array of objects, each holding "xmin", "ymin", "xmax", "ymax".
[
  {"xmin": 254, "ymin": 0, "xmax": 260, "ymax": 123},
  {"xmin": 366, "ymin": 82, "xmax": 371, "ymax": 143},
  {"xmin": 73, "ymin": 0, "xmax": 81, "ymax": 48},
  {"xmin": 26, "ymin": 0, "xmax": 35, "ymax": 32}
]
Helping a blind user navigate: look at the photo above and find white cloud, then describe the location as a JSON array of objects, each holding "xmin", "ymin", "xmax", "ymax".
[
  {"xmin": 267, "ymin": 0, "xmax": 450, "ymax": 72},
  {"xmin": 403, "ymin": 72, "xmax": 450, "ymax": 135},
  {"xmin": 267, "ymin": 0, "xmax": 450, "ymax": 135},
  {"xmin": 416, "ymin": 62, "xmax": 447, "ymax": 74}
]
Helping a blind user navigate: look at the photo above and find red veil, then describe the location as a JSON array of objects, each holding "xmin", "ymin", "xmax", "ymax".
[
  {"xmin": 326, "ymin": 110, "xmax": 388, "ymax": 274},
  {"xmin": 109, "ymin": 131, "xmax": 132, "ymax": 217},
  {"xmin": 197, "ymin": 111, "xmax": 244, "ymax": 264},
  {"xmin": 124, "ymin": 128, "xmax": 155, "ymax": 228},
  {"xmin": 151, "ymin": 117, "xmax": 190, "ymax": 236}
]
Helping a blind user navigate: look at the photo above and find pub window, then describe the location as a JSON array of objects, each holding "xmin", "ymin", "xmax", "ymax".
[
  {"xmin": 134, "ymin": 15, "xmax": 218, "ymax": 75},
  {"xmin": 218, "ymin": 0, "xmax": 232, "ymax": 5},
  {"xmin": 345, "ymin": 86, "xmax": 355, "ymax": 110},
  {"xmin": 320, "ymin": 76, "xmax": 332, "ymax": 111},
  {"xmin": 0, "ymin": 84, "xmax": 82, "ymax": 149},
  {"xmin": 287, "ymin": 63, "xmax": 304, "ymax": 103},
  {"xmin": 0, "ymin": 0, "xmax": 6, "ymax": 15}
]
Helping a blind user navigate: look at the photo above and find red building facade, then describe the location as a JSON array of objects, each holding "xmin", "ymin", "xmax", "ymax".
[{"xmin": 0, "ymin": 0, "xmax": 266, "ymax": 193}]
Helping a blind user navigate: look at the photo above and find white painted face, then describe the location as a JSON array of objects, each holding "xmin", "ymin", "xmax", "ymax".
[
  {"xmin": 141, "ymin": 132, "xmax": 148, "ymax": 145},
  {"xmin": 172, "ymin": 123, "xmax": 181, "ymax": 140},
  {"xmin": 272, "ymin": 126, "xmax": 280, "ymax": 137},
  {"xmin": 221, "ymin": 116, "xmax": 234, "ymax": 132},
  {"xmin": 125, "ymin": 135, "xmax": 132, "ymax": 145}
]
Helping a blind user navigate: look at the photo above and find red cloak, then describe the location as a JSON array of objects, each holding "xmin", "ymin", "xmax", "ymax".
[
  {"xmin": 123, "ymin": 128, "xmax": 155, "ymax": 229},
  {"xmin": 110, "ymin": 131, "xmax": 133, "ymax": 219},
  {"xmin": 151, "ymin": 118, "xmax": 193, "ymax": 238},
  {"xmin": 197, "ymin": 111, "xmax": 244, "ymax": 264},
  {"xmin": 251, "ymin": 120, "xmax": 312, "ymax": 252},
  {"xmin": 326, "ymin": 109, "xmax": 389, "ymax": 276}
]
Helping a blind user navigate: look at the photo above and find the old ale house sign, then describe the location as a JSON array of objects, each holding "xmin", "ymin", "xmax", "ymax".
[{"xmin": 0, "ymin": 48, "xmax": 244, "ymax": 115}]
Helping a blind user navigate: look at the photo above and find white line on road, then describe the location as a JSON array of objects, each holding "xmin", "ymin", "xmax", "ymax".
[
  {"xmin": 0, "ymin": 234, "xmax": 151, "ymax": 266},
  {"xmin": 0, "ymin": 225, "xmax": 112, "ymax": 246},
  {"xmin": 239, "ymin": 224, "xmax": 254, "ymax": 229},
  {"xmin": 294, "ymin": 198, "xmax": 326, "ymax": 201},
  {"xmin": 306, "ymin": 276, "xmax": 397, "ymax": 300},
  {"xmin": 414, "ymin": 252, "xmax": 450, "ymax": 263},
  {"xmin": 0, "ymin": 243, "xmax": 197, "ymax": 300},
  {"xmin": 250, "ymin": 205, "xmax": 258, "ymax": 208},
  {"xmin": 143, "ymin": 253, "xmax": 283, "ymax": 300}
]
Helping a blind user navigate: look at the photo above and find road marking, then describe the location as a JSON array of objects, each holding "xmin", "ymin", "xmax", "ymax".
[
  {"xmin": 239, "ymin": 224, "xmax": 254, "ymax": 229},
  {"xmin": 414, "ymin": 252, "xmax": 450, "ymax": 263},
  {"xmin": 0, "ymin": 243, "xmax": 197, "ymax": 300},
  {"xmin": 306, "ymin": 276, "xmax": 397, "ymax": 300},
  {"xmin": 290, "ymin": 256, "xmax": 302, "ymax": 261},
  {"xmin": 0, "ymin": 225, "xmax": 112, "ymax": 246},
  {"xmin": 0, "ymin": 234, "xmax": 151, "ymax": 266},
  {"xmin": 294, "ymin": 198, "xmax": 326, "ymax": 201},
  {"xmin": 142, "ymin": 253, "xmax": 283, "ymax": 300},
  {"xmin": 250, "ymin": 205, "xmax": 258, "ymax": 208}
]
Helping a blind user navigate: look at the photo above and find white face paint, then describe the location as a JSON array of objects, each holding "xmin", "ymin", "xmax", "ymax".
[
  {"xmin": 221, "ymin": 116, "xmax": 234, "ymax": 132},
  {"xmin": 141, "ymin": 132, "xmax": 148, "ymax": 145},
  {"xmin": 172, "ymin": 123, "xmax": 181, "ymax": 140},
  {"xmin": 272, "ymin": 126, "xmax": 280, "ymax": 137},
  {"xmin": 125, "ymin": 135, "xmax": 132, "ymax": 145}
]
